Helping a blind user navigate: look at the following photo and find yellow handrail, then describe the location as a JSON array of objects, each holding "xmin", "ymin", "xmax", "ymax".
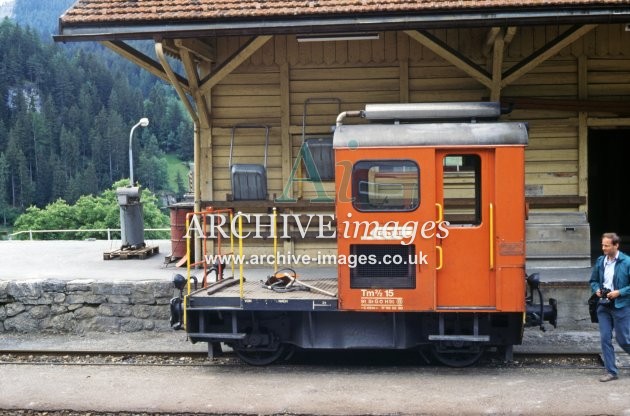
[
  {"xmin": 272, "ymin": 207, "xmax": 278, "ymax": 272},
  {"xmin": 230, "ymin": 210, "xmax": 235, "ymax": 278},
  {"xmin": 489, "ymin": 203, "xmax": 495, "ymax": 270},
  {"xmin": 436, "ymin": 202, "xmax": 444, "ymax": 271},
  {"xmin": 435, "ymin": 202, "xmax": 443, "ymax": 222},
  {"xmin": 238, "ymin": 212, "xmax": 244, "ymax": 299},
  {"xmin": 184, "ymin": 213, "xmax": 192, "ymax": 330}
]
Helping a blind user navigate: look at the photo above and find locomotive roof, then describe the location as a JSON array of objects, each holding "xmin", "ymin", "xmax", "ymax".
[
  {"xmin": 362, "ymin": 102, "xmax": 502, "ymax": 121},
  {"xmin": 333, "ymin": 121, "xmax": 528, "ymax": 149}
]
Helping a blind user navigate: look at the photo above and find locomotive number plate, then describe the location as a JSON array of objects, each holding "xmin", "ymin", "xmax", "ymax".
[{"xmin": 359, "ymin": 289, "xmax": 404, "ymax": 311}]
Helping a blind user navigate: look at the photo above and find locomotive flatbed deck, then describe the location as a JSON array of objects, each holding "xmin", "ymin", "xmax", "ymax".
[{"xmin": 188, "ymin": 275, "xmax": 339, "ymax": 311}]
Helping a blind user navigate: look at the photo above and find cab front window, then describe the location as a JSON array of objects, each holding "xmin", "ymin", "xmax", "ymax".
[{"xmin": 352, "ymin": 160, "xmax": 419, "ymax": 212}]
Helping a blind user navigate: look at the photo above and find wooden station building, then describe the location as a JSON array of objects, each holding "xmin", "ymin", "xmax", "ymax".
[{"xmin": 56, "ymin": 0, "xmax": 630, "ymax": 267}]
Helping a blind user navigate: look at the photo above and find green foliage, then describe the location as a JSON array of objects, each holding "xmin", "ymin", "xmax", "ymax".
[
  {"xmin": 0, "ymin": 16, "xmax": 193, "ymax": 224},
  {"xmin": 13, "ymin": 179, "xmax": 170, "ymax": 240},
  {"xmin": 165, "ymin": 153, "xmax": 191, "ymax": 196},
  {"xmin": 13, "ymin": 0, "xmax": 74, "ymax": 40}
]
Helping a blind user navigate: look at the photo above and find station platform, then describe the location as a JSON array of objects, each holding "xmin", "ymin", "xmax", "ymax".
[
  {"xmin": 0, "ymin": 239, "xmax": 175, "ymax": 281},
  {"xmin": 0, "ymin": 239, "xmax": 593, "ymax": 283}
]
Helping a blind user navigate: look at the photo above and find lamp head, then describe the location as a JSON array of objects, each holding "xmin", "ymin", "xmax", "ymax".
[{"xmin": 139, "ymin": 117, "xmax": 149, "ymax": 127}]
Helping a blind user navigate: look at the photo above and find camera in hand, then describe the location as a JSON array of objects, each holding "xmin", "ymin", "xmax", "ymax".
[{"xmin": 599, "ymin": 288, "xmax": 614, "ymax": 307}]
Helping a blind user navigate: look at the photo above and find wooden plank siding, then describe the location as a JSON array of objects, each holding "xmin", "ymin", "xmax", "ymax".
[{"xmin": 198, "ymin": 24, "xmax": 630, "ymax": 257}]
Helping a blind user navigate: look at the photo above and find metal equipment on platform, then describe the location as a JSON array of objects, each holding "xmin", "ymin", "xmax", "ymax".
[
  {"xmin": 117, "ymin": 186, "xmax": 145, "ymax": 250},
  {"xmin": 116, "ymin": 117, "xmax": 149, "ymax": 251}
]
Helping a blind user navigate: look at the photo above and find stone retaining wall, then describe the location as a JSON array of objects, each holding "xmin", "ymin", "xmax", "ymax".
[
  {"xmin": 0, "ymin": 278, "xmax": 595, "ymax": 334},
  {"xmin": 0, "ymin": 279, "xmax": 175, "ymax": 333}
]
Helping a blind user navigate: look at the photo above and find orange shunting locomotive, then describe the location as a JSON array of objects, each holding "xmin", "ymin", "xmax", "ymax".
[{"xmin": 172, "ymin": 102, "xmax": 557, "ymax": 367}]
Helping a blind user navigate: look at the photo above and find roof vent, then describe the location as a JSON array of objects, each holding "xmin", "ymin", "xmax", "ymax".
[{"xmin": 362, "ymin": 102, "xmax": 501, "ymax": 121}]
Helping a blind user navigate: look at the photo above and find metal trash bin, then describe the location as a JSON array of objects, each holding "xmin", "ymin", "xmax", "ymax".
[{"xmin": 116, "ymin": 186, "xmax": 145, "ymax": 249}]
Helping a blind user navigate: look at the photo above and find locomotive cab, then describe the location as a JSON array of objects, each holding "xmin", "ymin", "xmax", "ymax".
[{"xmin": 333, "ymin": 102, "xmax": 535, "ymax": 365}]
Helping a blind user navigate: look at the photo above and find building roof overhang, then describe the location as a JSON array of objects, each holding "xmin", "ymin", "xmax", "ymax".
[{"xmin": 55, "ymin": 1, "xmax": 630, "ymax": 42}]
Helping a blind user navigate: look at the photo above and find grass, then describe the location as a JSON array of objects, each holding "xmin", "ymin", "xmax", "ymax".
[{"xmin": 164, "ymin": 154, "xmax": 191, "ymax": 192}]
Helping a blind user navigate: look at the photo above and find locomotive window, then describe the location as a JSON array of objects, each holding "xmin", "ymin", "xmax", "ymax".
[
  {"xmin": 442, "ymin": 154, "xmax": 481, "ymax": 225},
  {"xmin": 352, "ymin": 160, "xmax": 419, "ymax": 211}
]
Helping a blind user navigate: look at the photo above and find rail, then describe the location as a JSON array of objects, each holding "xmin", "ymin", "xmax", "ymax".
[{"xmin": 8, "ymin": 228, "xmax": 170, "ymax": 241}]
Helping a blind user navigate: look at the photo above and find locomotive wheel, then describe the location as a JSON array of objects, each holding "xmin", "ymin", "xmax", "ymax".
[
  {"xmin": 235, "ymin": 344, "xmax": 287, "ymax": 366},
  {"xmin": 282, "ymin": 344, "xmax": 296, "ymax": 361},
  {"xmin": 431, "ymin": 345, "xmax": 484, "ymax": 368}
]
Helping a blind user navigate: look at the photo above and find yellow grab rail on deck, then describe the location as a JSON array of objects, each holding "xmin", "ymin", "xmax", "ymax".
[{"xmin": 238, "ymin": 212, "xmax": 244, "ymax": 299}]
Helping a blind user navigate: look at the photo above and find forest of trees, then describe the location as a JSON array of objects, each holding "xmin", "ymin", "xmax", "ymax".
[{"xmin": 0, "ymin": 1, "xmax": 194, "ymax": 227}]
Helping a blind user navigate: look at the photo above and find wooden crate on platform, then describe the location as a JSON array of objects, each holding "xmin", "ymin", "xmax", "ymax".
[{"xmin": 103, "ymin": 245, "xmax": 160, "ymax": 260}]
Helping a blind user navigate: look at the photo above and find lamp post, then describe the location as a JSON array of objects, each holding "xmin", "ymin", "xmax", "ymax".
[{"xmin": 129, "ymin": 117, "xmax": 149, "ymax": 186}]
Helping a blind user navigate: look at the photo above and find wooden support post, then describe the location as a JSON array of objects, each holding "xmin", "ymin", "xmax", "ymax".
[
  {"xmin": 280, "ymin": 62, "xmax": 294, "ymax": 258},
  {"xmin": 398, "ymin": 32, "xmax": 409, "ymax": 103},
  {"xmin": 490, "ymin": 29, "xmax": 505, "ymax": 102},
  {"xmin": 577, "ymin": 55, "xmax": 588, "ymax": 214}
]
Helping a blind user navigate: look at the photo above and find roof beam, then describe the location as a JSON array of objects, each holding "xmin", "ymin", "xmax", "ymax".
[
  {"xmin": 100, "ymin": 40, "xmax": 190, "ymax": 92},
  {"xmin": 198, "ymin": 35, "xmax": 272, "ymax": 96},
  {"xmin": 503, "ymin": 26, "xmax": 518, "ymax": 45},
  {"xmin": 501, "ymin": 97, "xmax": 630, "ymax": 115},
  {"xmin": 501, "ymin": 24, "xmax": 597, "ymax": 87},
  {"xmin": 404, "ymin": 29, "xmax": 492, "ymax": 89},
  {"xmin": 482, "ymin": 27, "xmax": 501, "ymax": 57},
  {"xmin": 180, "ymin": 48, "xmax": 211, "ymax": 127},
  {"xmin": 174, "ymin": 38, "xmax": 216, "ymax": 63},
  {"xmin": 155, "ymin": 41, "xmax": 198, "ymax": 122},
  {"xmin": 488, "ymin": 27, "xmax": 516, "ymax": 101},
  {"xmin": 161, "ymin": 39, "xmax": 183, "ymax": 60}
]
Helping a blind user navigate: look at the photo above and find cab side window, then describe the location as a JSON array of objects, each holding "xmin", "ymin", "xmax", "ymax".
[{"xmin": 442, "ymin": 154, "xmax": 481, "ymax": 225}]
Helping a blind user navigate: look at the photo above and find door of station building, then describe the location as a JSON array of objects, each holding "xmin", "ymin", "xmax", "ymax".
[{"xmin": 435, "ymin": 150, "xmax": 495, "ymax": 308}]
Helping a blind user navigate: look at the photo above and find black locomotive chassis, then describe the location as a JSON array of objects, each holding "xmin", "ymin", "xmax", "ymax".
[
  {"xmin": 186, "ymin": 308, "xmax": 524, "ymax": 350},
  {"xmin": 185, "ymin": 278, "xmax": 524, "ymax": 350}
]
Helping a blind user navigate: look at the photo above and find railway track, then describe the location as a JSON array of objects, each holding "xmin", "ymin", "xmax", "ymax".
[
  {"xmin": 0, "ymin": 350, "xmax": 217, "ymax": 367},
  {"xmin": 0, "ymin": 348, "xmax": 604, "ymax": 369}
]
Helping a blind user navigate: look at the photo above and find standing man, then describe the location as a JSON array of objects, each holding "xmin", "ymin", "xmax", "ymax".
[{"xmin": 589, "ymin": 232, "xmax": 630, "ymax": 382}]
